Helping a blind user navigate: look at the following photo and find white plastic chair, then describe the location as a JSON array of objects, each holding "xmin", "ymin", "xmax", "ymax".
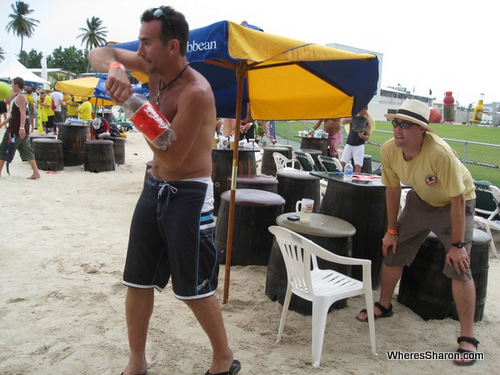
[
  {"xmin": 268, "ymin": 226, "xmax": 377, "ymax": 367},
  {"xmin": 273, "ymin": 152, "xmax": 298, "ymax": 172}
]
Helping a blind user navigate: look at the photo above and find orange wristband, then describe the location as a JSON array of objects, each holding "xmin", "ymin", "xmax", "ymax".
[
  {"xmin": 387, "ymin": 228, "xmax": 398, "ymax": 235},
  {"xmin": 108, "ymin": 61, "xmax": 125, "ymax": 71}
]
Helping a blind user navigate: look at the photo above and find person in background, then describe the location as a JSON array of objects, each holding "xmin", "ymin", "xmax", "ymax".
[
  {"xmin": 313, "ymin": 118, "xmax": 342, "ymax": 157},
  {"xmin": 215, "ymin": 118, "xmax": 223, "ymax": 135},
  {"xmin": 39, "ymin": 90, "xmax": 55, "ymax": 134},
  {"xmin": 77, "ymin": 97, "xmax": 93, "ymax": 124},
  {"xmin": 91, "ymin": 117, "xmax": 110, "ymax": 139},
  {"xmin": 25, "ymin": 86, "xmax": 36, "ymax": 132},
  {"xmin": 66, "ymin": 96, "xmax": 80, "ymax": 119},
  {"xmin": 355, "ymin": 99, "xmax": 479, "ymax": 366},
  {"xmin": 0, "ymin": 100, "xmax": 7, "ymax": 124},
  {"xmin": 340, "ymin": 106, "xmax": 373, "ymax": 172},
  {"xmin": 239, "ymin": 103, "xmax": 257, "ymax": 141},
  {"xmin": 32, "ymin": 88, "xmax": 39, "ymax": 131},
  {"xmin": 37, "ymin": 91, "xmax": 49, "ymax": 133},
  {"xmin": 51, "ymin": 89, "xmax": 64, "ymax": 126},
  {"xmin": 62, "ymin": 92, "xmax": 71, "ymax": 121},
  {"xmin": 0, "ymin": 77, "xmax": 41, "ymax": 179},
  {"xmin": 87, "ymin": 6, "xmax": 240, "ymax": 375}
]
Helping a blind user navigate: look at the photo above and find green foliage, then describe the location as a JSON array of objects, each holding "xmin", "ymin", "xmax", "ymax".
[
  {"xmin": 77, "ymin": 16, "xmax": 108, "ymax": 51},
  {"xmin": 18, "ymin": 48, "xmax": 42, "ymax": 68},
  {"xmin": 47, "ymin": 46, "xmax": 88, "ymax": 73}
]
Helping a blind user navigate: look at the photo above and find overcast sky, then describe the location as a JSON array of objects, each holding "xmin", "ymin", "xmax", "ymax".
[{"xmin": 1, "ymin": 0, "xmax": 498, "ymax": 107}]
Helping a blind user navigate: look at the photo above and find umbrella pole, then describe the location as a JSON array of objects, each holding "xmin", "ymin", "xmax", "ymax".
[{"xmin": 223, "ymin": 63, "xmax": 246, "ymax": 304}]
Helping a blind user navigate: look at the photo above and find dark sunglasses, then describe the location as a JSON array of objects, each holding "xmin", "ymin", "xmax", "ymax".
[
  {"xmin": 391, "ymin": 119, "xmax": 417, "ymax": 130},
  {"xmin": 152, "ymin": 8, "xmax": 171, "ymax": 29}
]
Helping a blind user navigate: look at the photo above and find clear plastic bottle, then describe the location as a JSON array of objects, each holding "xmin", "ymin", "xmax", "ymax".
[
  {"xmin": 122, "ymin": 93, "xmax": 176, "ymax": 150},
  {"xmin": 343, "ymin": 161, "xmax": 353, "ymax": 181}
]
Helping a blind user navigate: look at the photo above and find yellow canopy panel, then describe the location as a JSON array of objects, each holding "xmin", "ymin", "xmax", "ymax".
[
  {"xmin": 227, "ymin": 21, "xmax": 375, "ymax": 63},
  {"xmin": 248, "ymin": 64, "xmax": 353, "ymax": 120}
]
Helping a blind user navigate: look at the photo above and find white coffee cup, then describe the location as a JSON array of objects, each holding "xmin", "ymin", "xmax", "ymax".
[{"xmin": 295, "ymin": 198, "xmax": 314, "ymax": 223}]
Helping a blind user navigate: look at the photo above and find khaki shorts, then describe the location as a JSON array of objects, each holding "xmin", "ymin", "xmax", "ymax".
[{"xmin": 384, "ymin": 189, "xmax": 475, "ymax": 281}]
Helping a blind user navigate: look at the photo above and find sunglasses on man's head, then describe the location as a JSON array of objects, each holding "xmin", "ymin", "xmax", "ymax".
[
  {"xmin": 152, "ymin": 8, "xmax": 171, "ymax": 29},
  {"xmin": 391, "ymin": 119, "xmax": 417, "ymax": 130}
]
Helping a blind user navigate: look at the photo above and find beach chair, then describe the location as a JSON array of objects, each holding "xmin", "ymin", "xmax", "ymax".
[
  {"xmin": 273, "ymin": 152, "xmax": 298, "ymax": 172},
  {"xmin": 294, "ymin": 151, "xmax": 319, "ymax": 171},
  {"xmin": 268, "ymin": 226, "xmax": 377, "ymax": 367},
  {"xmin": 317, "ymin": 155, "xmax": 343, "ymax": 173},
  {"xmin": 473, "ymin": 181, "xmax": 500, "ymax": 258}
]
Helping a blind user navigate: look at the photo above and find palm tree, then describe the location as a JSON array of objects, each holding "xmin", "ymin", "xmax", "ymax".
[
  {"xmin": 77, "ymin": 16, "xmax": 108, "ymax": 51},
  {"xmin": 5, "ymin": 1, "xmax": 39, "ymax": 58},
  {"xmin": 0, "ymin": 47, "xmax": 5, "ymax": 62}
]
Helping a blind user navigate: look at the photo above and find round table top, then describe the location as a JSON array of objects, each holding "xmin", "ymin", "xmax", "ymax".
[
  {"xmin": 29, "ymin": 134, "xmax": 56, "ymax": 139},
  {"xmin": 227, "ymin": 175, "xmax": 278, "ymax": 185},
  {"xmin": 263, "ymin": 145, "xmax": 289, "ymax": 152},
  {"xmin": 85, "ymin": 140, "xmax": 114, "ymax": 145},
  {"xmin": 221, "ymin": 188, "xmax": 285, "ymax": 207},
  {"xmin": 276, "ymin": 213, "xmax": 356, "ymax": 237},
  {"xmin": 277, "ymin": 169, "xmax": 319, "ymax": 180},
  {"xmin": 32, "ymin": 138, "xmax": 62, "ymax": 144}
]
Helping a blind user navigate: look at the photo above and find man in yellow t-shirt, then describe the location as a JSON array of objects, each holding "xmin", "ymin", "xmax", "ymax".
[
  {"xmin": 38, "ymin": 91, "xmax": 55, "ymax": 134},
  {"xmin": 356, "ymin": 99, "xmax": 478, "ymax": 366},
  {"xmin": 67, "ymin": 96, "xmax": 80, "ymax": 118},
  {"xmin": 77, "ymin": 97, "xmax": 93, "ymax": 123}
]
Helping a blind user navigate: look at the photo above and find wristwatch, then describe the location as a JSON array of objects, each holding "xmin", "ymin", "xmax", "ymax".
[{"xmin": 451, "ymin": 242, "xmax": 465, "ymax": 248}]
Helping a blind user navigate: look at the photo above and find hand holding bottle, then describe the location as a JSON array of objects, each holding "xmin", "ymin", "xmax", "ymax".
[{"xmin": 123, "ymin": 93, "xmax": 177, "ymax": 150}]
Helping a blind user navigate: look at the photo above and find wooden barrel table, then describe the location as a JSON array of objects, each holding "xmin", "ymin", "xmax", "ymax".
[
  {"xmin": 33, "ymin": 138, "xmax": 63, "ymax": 171},
  {"xmin": 276, "ymin": 169, "xmax": 321, "ymax": 214},
  {"xmin": 84, "ymin": 140, "xmax": 115, "ymax": 173},
  {"xmin": 215, "ymin": 189, "xmax": 285, "ymax": 266},
  {"xmin": 58, "ymin": 124, "xmax": 90, "ymax": 166},
  {"xmin": 398, "ymin": 229, "xmax": 490, "ymax": 322},
  {"xmin": 100, "ymin": 135, "xmax": 126, "ymax": 164}
]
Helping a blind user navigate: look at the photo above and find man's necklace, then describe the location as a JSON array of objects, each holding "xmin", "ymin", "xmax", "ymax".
[{"xmin": 155, "ymin": 63, "xmax": 189, "ymax": 107}]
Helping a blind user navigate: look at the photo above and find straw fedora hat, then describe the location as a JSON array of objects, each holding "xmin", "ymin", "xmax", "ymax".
[{"xmin": 384, "ymin": 99, "xmax": 433, "ymax": 132}]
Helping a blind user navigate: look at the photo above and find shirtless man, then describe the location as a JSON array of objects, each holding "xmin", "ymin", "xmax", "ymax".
[
  {"xmin": 88, "ymin": 6, "xmax": 239, "ymax": 375},
  {"xmin": 313, "ymin": 118, "xmax": 342, "ymax": 157}
]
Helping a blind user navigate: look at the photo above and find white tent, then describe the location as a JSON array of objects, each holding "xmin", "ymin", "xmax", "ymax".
[{"xmin": 0, "ymin": 55, "xmax": 49, "ymax": 86}]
